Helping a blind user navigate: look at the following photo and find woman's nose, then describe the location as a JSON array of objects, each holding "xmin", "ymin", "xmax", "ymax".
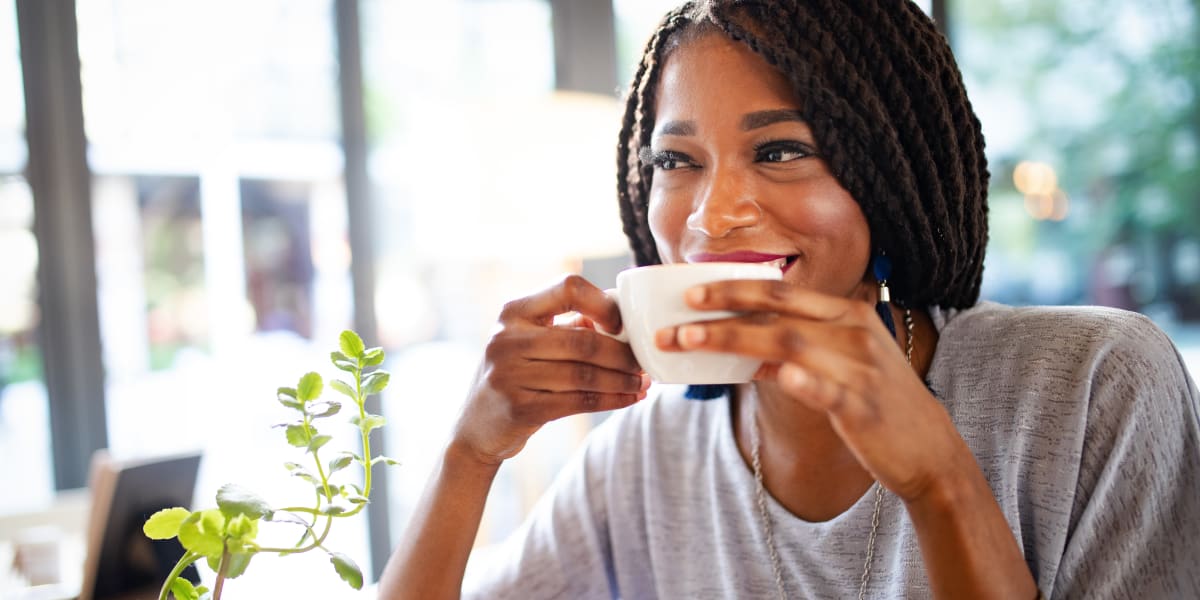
[{"xmin": 685, "ymin": 169, "xmax": 761, "ymax": 238}]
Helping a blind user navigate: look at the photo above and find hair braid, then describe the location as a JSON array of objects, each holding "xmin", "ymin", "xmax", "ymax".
[
  {"xmin": 616, "ymin": 6, "xmax": 696, "ymax": 266},
  {"xmin": 777, "ymin": 0, "xmax": 948, "ymax": 301},
  {"xmin": 615, "ymin": 0, "xmax": 990, "ymax": 308},
  {"xmin": 834, "ymin": 0, "xmax": 966, "ymax": 301},
  {"xmin": 893, "ymin": 0, "xmax": 989, "ymax": 306}
]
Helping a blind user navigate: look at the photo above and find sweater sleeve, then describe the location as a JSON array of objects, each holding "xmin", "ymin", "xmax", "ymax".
[
  {"xmin": 462, "ymin": 418, "xmax": 620, "ymax": 600},
  {"xmin": 1050, "ymin": 312, "xmax": 1200, "ymax": 599}
]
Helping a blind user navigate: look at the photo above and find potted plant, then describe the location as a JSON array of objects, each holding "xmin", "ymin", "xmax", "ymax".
[{"xmin": 141, "ymin": 330, "xmax": 398, "ymax": 600}]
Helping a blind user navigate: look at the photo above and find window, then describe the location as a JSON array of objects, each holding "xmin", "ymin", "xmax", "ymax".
[
  {"xmin": 361, "ymin": 0, "xmax": 629, "ymax": 547},
  {"xmin": 953, "ymin": 0, "xmax": 1200, "ymax": 375},
  {"xmin": 0, "ymin": 0, "xmax": 53, "ymax": 516},
  {"xmin": 76, "ymin": 1, "xmax": 366, "ymax": 592}
]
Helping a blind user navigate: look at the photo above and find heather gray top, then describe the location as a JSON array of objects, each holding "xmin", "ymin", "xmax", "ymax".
[{"xmin": 464, "ymin": 302, "xmax": 1200, "ymax": 599}]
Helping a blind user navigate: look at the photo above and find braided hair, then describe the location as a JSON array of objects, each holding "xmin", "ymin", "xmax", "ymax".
[{"xmin": 616, "ymin": 0, "xmax": 989, "ymax": 309}]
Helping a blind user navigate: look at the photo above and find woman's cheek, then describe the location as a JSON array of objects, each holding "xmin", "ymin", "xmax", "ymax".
[{"xmin": 647, "ymin": 191, "xmax": 687, "ymax": 264}]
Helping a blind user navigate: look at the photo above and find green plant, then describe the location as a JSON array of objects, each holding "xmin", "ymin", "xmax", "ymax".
[{"xmin": 142, "ymin": 330, "xmax": 398, "ymax": 600}]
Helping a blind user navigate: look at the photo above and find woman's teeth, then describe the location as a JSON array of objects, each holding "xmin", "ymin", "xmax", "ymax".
[{"xmin": 763, "ymin": 257, "xmax": 788, "ymax": 269}]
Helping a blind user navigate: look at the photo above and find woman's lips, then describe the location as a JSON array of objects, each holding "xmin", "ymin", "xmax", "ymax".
[{"xmin": 686, "ymin": 251, "xmax": 798, "ymax": 272}]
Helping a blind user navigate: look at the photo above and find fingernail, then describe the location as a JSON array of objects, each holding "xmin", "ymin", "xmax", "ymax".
[
  {"xmin": 640, "ymin": 373, "xmax": 652, "ymax": 390},
  {"xmin": 679, "ymin": 324, "xmax": 706, "ymax": 347},
  {"xmin": 685, "ymin": 286, "xmax": 707, "ymax": 305},
  {"xmin": 637, "ymin": 390, "xmax": 648, "ymax": 401},
  {"xmin": 655, "ymin": 328, "xmax": 675, "ymax": 347},
  {"xmin": 783, "ymin": 365, "xmax": 808, "ymax": 388}
]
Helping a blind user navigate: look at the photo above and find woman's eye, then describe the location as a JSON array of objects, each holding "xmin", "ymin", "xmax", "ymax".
[
  {"xmin": 638, "ymin": 147, "xmax": 696, "ymax": 171},
  {"xmin": 755, "ymin": 142, "xmax": 813, "ymax": 163},
  {"xmin": 646, "ymin": 150, "xmax": 693, "ymax": 171}
]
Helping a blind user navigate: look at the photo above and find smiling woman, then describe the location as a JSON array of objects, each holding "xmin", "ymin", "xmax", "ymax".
[
  {"xmin": 377, "ymin": 2, "xmax": 1200, "ymax": 599},
  {"xmin": 644, "ymin": 35, "xmax": 872, "ymax": 302}
]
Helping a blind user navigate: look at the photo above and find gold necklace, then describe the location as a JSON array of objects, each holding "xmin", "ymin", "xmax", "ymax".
[{"xmin": 751, "ymin": 308, "xmax": 913, "ymax": 600}]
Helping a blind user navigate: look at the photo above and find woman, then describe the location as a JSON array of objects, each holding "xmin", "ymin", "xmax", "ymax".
[{"xmin": 379, "ymin": 1, "xmax": 1200, "ymax": 598}]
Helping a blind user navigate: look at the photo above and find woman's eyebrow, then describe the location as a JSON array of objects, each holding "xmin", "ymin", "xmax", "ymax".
[
  {"xmin": 741, "ymin": 109, "xmax": 805, "ymax": 130},
  {"xmin": 653, "ymin": 110, "xmax": 806, "ymax": 138},
  {"xmin": 654, "ymin": 120, "xmax": 696, "ymax": 137}
]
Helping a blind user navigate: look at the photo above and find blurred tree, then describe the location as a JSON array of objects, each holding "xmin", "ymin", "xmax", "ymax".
[{"xmin": 954, "ymin": 0, "xmax": 1199, "ymax": 318}]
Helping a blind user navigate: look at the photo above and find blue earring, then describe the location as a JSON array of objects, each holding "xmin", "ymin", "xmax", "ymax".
[
  {"xmin": 873, "ymin": 253, "xmax": 898, "ymax": 338},
  {"xmin": 684, "ymin": 384, "xmax": 728, "ymax": 400}
]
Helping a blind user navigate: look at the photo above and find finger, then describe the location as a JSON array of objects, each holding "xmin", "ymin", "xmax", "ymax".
[
  {"xmin": 516, "ymin": 361, "xmax": 651, "ymax": 394},
  {"xmin": 510, "ymin": 327, "xmax": 641, "ymax": 374},
  {"xmin": 553, "ymin": 311, "xmax": 595, "ymax": 330},
  {"xmin": 518, "ymin": 389, "xmax": 646, "ymax": 423},
  {"xmin": 776, "ymin": 361, "xmax": 877, "ymax": 424},
  {"xmin": 499, "ymin": 274, "xmax": 621, "ymax": 331},
  {"xmin": 663, "ymin": 315, "xmax": 887, "ymax": 365},
  {"xmin": 773, "ymin": 338, "xmax": 914, "ymax": 432},
  {"xmin": 683, "ymin": 279, "xmax": 865, "ymax": 323}
]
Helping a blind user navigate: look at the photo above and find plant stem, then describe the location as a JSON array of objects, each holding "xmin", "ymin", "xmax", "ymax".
[
  {"xmin": 357, "ymin": 384, "xmax": 373, "ymax": 500},
  {"xmin": 356, "ymin": 369, "xmax": 372, "ymax": 495},
  {"xmin": 157, "ymin": 551, "xmax": 202, "ymax": 600},
  {"xmin": 302, "ymin": 417, "xmax": 334, "ymax": 504},
  {"xmin": 212, "ymin": 545, "xmax": 231, "ymax": 600},
  {"xmin": 255, "ymin": 513, "xmax": 334, "ymax": 554}
]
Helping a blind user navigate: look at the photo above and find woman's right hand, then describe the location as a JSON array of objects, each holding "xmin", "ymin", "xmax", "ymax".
[{"xmin": 452, "ymin": 274, "xmax": 649, "ymax": 465}]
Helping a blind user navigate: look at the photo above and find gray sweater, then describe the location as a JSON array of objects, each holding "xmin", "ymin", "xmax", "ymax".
[{"xmin": 465, "ymin": 302, "xmax": 1200, "ymax": 599}]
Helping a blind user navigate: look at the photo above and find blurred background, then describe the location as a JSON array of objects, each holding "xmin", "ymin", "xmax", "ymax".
[{"xmin": 0, "ymin": 0, "xmax": 1196, "ymax": 596}]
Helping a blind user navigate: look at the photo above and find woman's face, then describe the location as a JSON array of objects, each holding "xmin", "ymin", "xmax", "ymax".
[{"xmin": 647, "ymin": 32, "xmax": 873, "ymax": 300}]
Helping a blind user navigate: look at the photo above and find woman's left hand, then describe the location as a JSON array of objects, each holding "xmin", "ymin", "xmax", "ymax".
[{"xmin": 655, "ymin": 278, "xmax": 972, "ymax": 503}]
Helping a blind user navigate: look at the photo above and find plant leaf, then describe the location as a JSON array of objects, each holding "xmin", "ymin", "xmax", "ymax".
[
  {"xmin": 319, "ymin": 505, "xmax": 347, "ymax": 515},
  {"xmin": 328, "ymin": 455, "xmax": 353, "ymax": 474},
  {"xmin": 285, "ymin": 424, "xmax": 311, "ymax": 447},
  {"xmin": 283, "ymin": 461, "xmax": 305, "ymax": 471},
  {"xmin": 217, "ymin": 484, "xmax": 273, "ymax": 520},
  {"xmin": 307, "ymin": 434, "xmax": 332, "ymax": 454},
  {"xmin": 293, "ymin": 527, "xmax": 313, "ymax": 550},
  {"xmin": 339, "ymin": 330, "xmax": 366, "ymax": 359},
  {"xmin": 370, "ymin": 455, "xmax": 402, "ymax": 467},
  {"xmin": 223, "ymin": 552, "xmax": 254, "ymax": 579},
  {"xmin": 223, "ymin": 514, "xmax": 260, "ymax": 553},
  {"xmin": 291, "ymin": 470, "xmax": 318, "ymax": 486},
  {"xmin": 347, "ymin": 495, "xmax": 368, "ymax": 504},
  {"xmin": 178, "ymin": 510, "xmax": 226, "ymax": 559},
  {"xmin": 308, "ymin": 401, "xmax": 341, "ymax": 418},
  {"xmin": 277, "ymin": 398, "xmax": 303, "ymax": 410},
  {"xmin": 352, "ymin": 414, "xmax": 386, "ymax": 433},
  {"xmin": 297, "ymin": 372, "xmax": 323, "ymax": 403},
  {"xmin": 361, "ymin": 371, "xmax": 390, "ymax": 395},
  {"xmin": 363, "ymin": 347, "xmax": 385, "ymax": 366},
  {"xmin": 277, "ymin": 387, "xmax": 303, "ymax": 410},
  {"xmin": 331, "ymin": 352, "xmax": 358, "ymax": 373},
  {"xmin": 329, "ymin": 379, "xmax": 357, "ymax": 400},
  {"xmin": 170, "ymin": 576, "xmax": 200, "ymax": 600},
  {"xmin": 144, "ymin": 507, "xmax": 190, "ymax": 540},
  {"xmin": 329, "ymin": 552, "xmax": 364, "ymax": 590},
  {"xmin": 265, "ymin": 512, "xmax": 307, "ymax": 526}
]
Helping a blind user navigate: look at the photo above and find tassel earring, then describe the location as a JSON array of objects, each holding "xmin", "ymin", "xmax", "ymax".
[
  {"xmin": 685, "ymin": 384, "xmax": 729, "ymax": 400},
  {"xmin": 873, "ymin": 253, "xmax": 898, "ymax": 338}
]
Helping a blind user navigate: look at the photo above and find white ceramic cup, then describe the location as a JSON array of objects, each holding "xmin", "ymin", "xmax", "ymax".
[
  {"xmin": 602, "ymin": 262, "xmax": 782, "ymax": 384},
  {"xmin": 12, "ymin": 525, "xmax": 62, "ymax": 586}
]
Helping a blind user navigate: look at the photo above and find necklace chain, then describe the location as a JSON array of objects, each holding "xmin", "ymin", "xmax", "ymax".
[{"xmin": 751, "ymin": 308, "xmax": 914, "ymax": 600}]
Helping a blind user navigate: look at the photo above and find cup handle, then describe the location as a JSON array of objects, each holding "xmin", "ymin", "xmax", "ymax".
[{"xmin": 595, "ymin": 289, "xmax": 629, "ymax": 343}]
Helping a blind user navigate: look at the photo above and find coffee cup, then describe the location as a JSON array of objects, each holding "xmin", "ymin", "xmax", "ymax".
[{"xmin": 601, "ymin": 262, "xmax": 782, "ymax": 384}]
